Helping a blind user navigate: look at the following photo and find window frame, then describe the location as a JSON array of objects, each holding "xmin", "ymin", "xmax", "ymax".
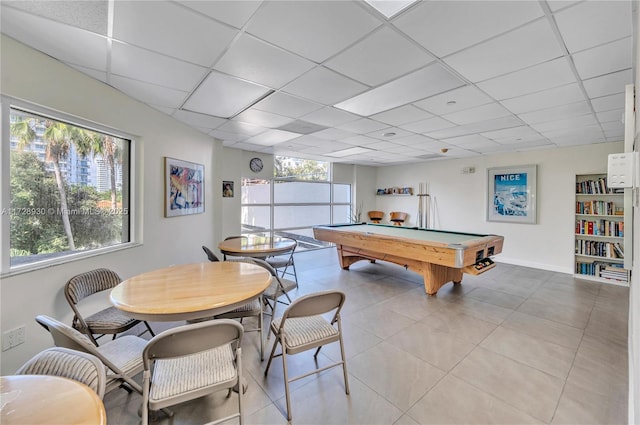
[{"xmin": 1, "ymin": 96, "xmax": 139, "ymax": 277}]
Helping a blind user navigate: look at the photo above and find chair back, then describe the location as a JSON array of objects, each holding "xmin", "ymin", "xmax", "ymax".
[
  {"xmin": 225, "ymin": 256, "xmax": 278, "ymax": 277},
  {"xmin": 143, "ymin": 319, "xmax": 243, "ymax": 367},
  {"xmin": 35, "ymin": 314, "xmax": 96, "ymax": 352},
  {"xmin": 64, "ymin": 268, "xmax": 121, "ymax": 304},
  {"xmin": 368, "ymin": 211, "xmax": 384, "ymax": 222},
  {"xmin": 202, "ymin": 245, "xmax": 220, "ymax": 262},
  {"xmin": 282, "ymin": 290, "xmax": 346, "ymax": 320},
  {"xmin": 16, "ymin": 347, "xmax": 107, "ymax": 399}
]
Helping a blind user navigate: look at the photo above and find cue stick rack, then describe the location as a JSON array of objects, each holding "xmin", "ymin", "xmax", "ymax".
[{"xmin": 417, "ymin": 182, "xmax": 430, "ymax": 228}]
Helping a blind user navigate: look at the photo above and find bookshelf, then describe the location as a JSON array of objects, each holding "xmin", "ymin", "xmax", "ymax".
[{"xmin": 574, "ymin": 174, "xmax": 630, "ymax": 286}]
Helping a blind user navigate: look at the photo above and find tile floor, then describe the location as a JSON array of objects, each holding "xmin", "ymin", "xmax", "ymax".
[{"xmin": 103, "ymin": 248, "xmax": 629, "ymax": 424}]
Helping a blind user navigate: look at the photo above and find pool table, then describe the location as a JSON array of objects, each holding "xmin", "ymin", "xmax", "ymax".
[{"xmin": 313, "ymin": 223, "xmax": 504, "ymax": 295}]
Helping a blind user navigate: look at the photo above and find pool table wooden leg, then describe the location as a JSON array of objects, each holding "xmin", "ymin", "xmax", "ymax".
[{"xmin": 421, "ymin": 263, "xmax": 464, "ymax": 296}]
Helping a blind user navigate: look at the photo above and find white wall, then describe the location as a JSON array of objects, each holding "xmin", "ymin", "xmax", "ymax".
[
  {"xmin": 0, "ymin": 36, "xmax": 224, "ymax": 373},
  {"xmin": 375, "ymin": 143, "xmax": 623, "ymax": 273}
]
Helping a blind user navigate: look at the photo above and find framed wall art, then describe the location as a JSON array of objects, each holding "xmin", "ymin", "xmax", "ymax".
[
  {"xmin": 487, "ymin": 164, "xmax": 537, "ymax": 224},
  {"xmin": 165, "ymin": 157, "xmax": 204, "ymax": 217},
  {"xmin": 223, "ymin": 181, "xmax": 234, "ymax": 198}
]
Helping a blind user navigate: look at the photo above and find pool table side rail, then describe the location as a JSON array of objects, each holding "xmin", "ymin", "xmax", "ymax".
[{"xmin": 313, "ymin": 225, "xmax": 504, "ymax": 268}]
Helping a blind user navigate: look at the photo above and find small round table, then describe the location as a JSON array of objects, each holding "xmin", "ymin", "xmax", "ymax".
[
  {"xmin": 218, "ymin": 236, "xmax": 296, "ymax": 260},
  {"xmin": 110, "ymin": 261, "xmax": 271, "ymax": 322},
  {"xmin": 1, "ymin": 375, "xmax": 106, "ymax": 425}
]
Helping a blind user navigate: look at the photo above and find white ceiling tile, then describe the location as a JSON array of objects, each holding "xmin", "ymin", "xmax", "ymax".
[
  {"xmin": 572, "ymin": 37, "xmax": 632, "ymax": 80},
  {"xmin": 518, "ymin": 101, "xmax": 592, "ymax": 125},
  {"xmin": 393, "ymin": 1, "xmax": 543, "ymax": 57},
  {"xmin": 478, "ymin": 57, "xmax": 576, "ymax": 100},
  {"xmin": 311, "ymin": 127, "xmax": 359, "ymax": 141},
  {"xmin": 111, "ymin": 41, "xmax": 207, "ymax": 92},
  {"xmin": 150, "ymin": 105, "xmax": 177, "ymax": 115},
  {"xmin": 340, "ymin": 135, "xmax": 385, "ymax": 146},
  {"xmin": 300, "ymin": 107, "xmax": 361, "ymax": 127},
  {"xmin": 182, "ymin": 71, "xmax": 271, "ymax": 118},
  {"xmin": 4, "ymin": 0, "xmax": 108, "ymax": 33},
  {"xmin": 232, "ymin": 108, "xmax": 293, "ymax": 128},
  {"xmin": 177, "ymin": 1, "xmax": 262, "ymax": 29},
  {"xmin": 426, "ymin": 115, "xmax": 524, "ymax": 139},
  {"xmin": 596, "ymin": 108, "xmax": 624, "ymax": 124},
  {"xmin": 113, "ymin": 1, "xmax": 237, "ymax": 66},
  {"xmin": 442, "ymin": 103, "xmax": 512, "ymax": 125},
  {"xmin": 547, "ymin": 1, "xmax": 581, "ymax": 12},
  {"xmin": 541, "ymin": 124, "xmax": 604, "ymax": 140},
  {"xmin": 337, "ymin": 118, "xmax": 389, "ymax": 134},
  {"xmin": 500, "ymin": 83, "xmax": 585, "ymax": 114},
  {"xmin": 530, "ymin": 114, "xmax": 598, "ymax": 133},
  {"xmin": 400, "ymin": 117, "xmax": 457, "ymax": 134},
  {"xmin": 493, "ymin": 134, "xmax": 549, "ymax": 145},
  {"xmin": 335, "ymin": 63, "xmax": 465, "ymax": 116},
  {"xmin": 69, "ymin": 64, "xmax": 107, "ymax": 83},
  {"xmin": 443, "ymin": 134, "xmax": 495, "ymax": 148},
  {"xmin": 109, "ymin": 74, "xmax": 188, "ymax": 108},
  {"xmin": 365, "ymin": 127, "xmax": 415, "ymax": 140},
  {"xmin": 324, "ymin": 26, "xmax": 434, "ymax": 86},
  {"xmin": 480, "ymin": 125, "xmax": 541, "ymax": 141},
  {"xmin": 413, "ymin": 85, "xmax": 493, "ymax": 115},
  {"xmin": 363, "ymin": 0, "xmax": 419, "ymax": 19},
  {"xmin": 326, "ymin": 146, "xmax": 376, "ymax": 157},
  {"xmin": 444, "ymin": 19, "xmax": 564, "ymax": 82},
  {"xmin": 244, "ymin": 129, "xmax": 301, "ymax": 146},
  {"xmin": 282, "ymin": 67, "xmax": 368, "ymax": 105},
  {"xmin": 370, "ymin": 105, "xmax": 433, "ymax": 126},
  {"xmin": 392, "ymin": 134, "xmax": 437, "ymax": 146},
  {"xmin": 252, "ymin": 92, "xmax": 323, "ymax": 118},
  {"xmin": 210, "ymin": 129, "xmax": 248, "ymax": 143},
  {"xmin": 1, "ymin": 7, "xmax": 108, "ymax": 70},
  {"xmin": 600, "ymin": 121, "xmax": 624, "ymax": 132},
  {"xmin": 214, "ymin": 34, "xmax": 315, "ymax": 89},
  {"xmin": 582, "ymin": 69, "xmax": 633, "ymax": 99},
  {"xmin": 591, "ymin": 93, "xmax": 625, "ymax": 113},
  {"xmin": 554, "ymin": 0, "xmax": 632, "ymax": 53},
  {"xmin": 217, "ymin": 120, "xmax": 267, "ymax": 137},
  {"xmin": 246, "ymin": 1, "xmax": 381, "ymax": 62},
  {"xmin": 367, "ymin": 140, "xmax": 403, "ymax": 151}
]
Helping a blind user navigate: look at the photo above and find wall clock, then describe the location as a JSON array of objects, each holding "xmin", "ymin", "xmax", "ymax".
[{"xmin": 249, "ymin": 157, "xmax": 263, "ymax": 173}]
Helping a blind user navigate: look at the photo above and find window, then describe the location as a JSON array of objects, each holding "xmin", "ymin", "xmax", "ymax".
[
  {"xmin": 2, "ymin": 100, "xmax": 132, "ymax": 272},
  {"xmin": 241, "ymin": 156, "xmax": 351, "ymax": 251}
]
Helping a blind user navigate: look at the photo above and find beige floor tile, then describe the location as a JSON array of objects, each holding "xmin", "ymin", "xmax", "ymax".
[
  {"xmin": 585, "ymin": 305, "xmax": 628, "ymax": 345},
  {"xmin": 378, "ymin": 287, "xmax": 447, "ymax": 320},
  {"xmin": 501, "ymin": 311, "xmax": 583, "ymax": 350},
  {"xmin": 465, "ymin": 286, "xmax": 527, "ymax": 309},
  {"xmin": 346, "ymin": 303, "xmax": 417, "ymax": 339},
  {"xmin": 552, "ymin": 379, "xmax": 628, "ymax": 425},
  {"xmin": 451, "ymin": 347, "xmax": 564, "ymax": 422},
  {"xmin": 446, "ymin": 297, "xmax": 514, "ymax": 325},
  {"xmin": 480, "ymin": 326, "xmax": 576, "ymax": 379},
  {"xmin": 407, "ymin": 374, "xmax": 543, "ymax": 424},
  {"xmin": 418, "ymin": 308, "xmax": 497, "ymax": 345},
  {"xmin": 320, "ymin": 319, "xmax": 383, "ymax": 361},
  {"xmin": 517, "ymin": 297, "xmax": 592, "ymax": 329},
  {"xmin": 387, "ymin": 321, "xmax": 476, "ymax": 371},
  {"xmin": 280, "ymin": 368, "xmax": 403, "ymax": 424},
  {"xmin": 483, "ymin": 275, "xmax": 544, "ymax": 298},
  {"xmin": 349, "ymin": 342, "xmax": 445, "ymax": 411}
]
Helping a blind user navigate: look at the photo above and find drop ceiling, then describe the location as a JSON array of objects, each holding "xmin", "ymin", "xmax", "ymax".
[{"xmin": 1, "ymin": 0, "xmax": 635, "ymax": 166}]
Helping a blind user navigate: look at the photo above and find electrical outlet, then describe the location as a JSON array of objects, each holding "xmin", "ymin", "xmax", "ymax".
[{"xmin": 2, "ymin": 325, "xmax": 26, "ymax": 351}]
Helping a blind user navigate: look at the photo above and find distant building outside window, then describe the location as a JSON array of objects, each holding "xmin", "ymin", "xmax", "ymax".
[{"xmin": 4, "ymin": 104, "xmax": 132, "ymax": 270}]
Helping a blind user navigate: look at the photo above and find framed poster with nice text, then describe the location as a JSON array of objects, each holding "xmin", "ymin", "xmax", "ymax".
[{"xmin": 487, "ymin": 164, "xmax": 537, "ymax": 224}]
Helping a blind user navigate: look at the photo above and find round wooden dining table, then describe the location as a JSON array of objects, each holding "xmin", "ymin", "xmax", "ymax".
[
  {"xmin": 1, "ymin": 375, "xmax": 106, "ymax": 425},
  {"xmin": 218, "ymin": 235, "xmax": 296, "ymax": 259},
  {"xmin": 110, "ymin": 261, "xmax": 271, "ymax": 322}
]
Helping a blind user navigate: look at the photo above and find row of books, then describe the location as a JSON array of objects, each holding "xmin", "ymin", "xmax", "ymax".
[
  {"xmin": 576, "ymin": 262, "xmax": 630, "ymax": 282},
  {"xmin": 576, "ymin": 177, "xmax": 612, "ymax": 194},
  {"xmin": 575, "ymin": 240, "xmax": 624, "ymax": 258},
  {"xmin": 575, "ymin": 200, "xmax": 619, "ymax": 215},
  {"xmin": 575, "ymin": 219, "xmax": 624, "ymax": 237}
]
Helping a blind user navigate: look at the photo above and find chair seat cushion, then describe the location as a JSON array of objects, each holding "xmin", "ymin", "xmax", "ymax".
[
  {"xmin": 98, "ymin": 335, "xmax": 147, "ymax": 376},
  {"xmin": 149, "ymin": 344, "xmax": 236, "ymax": 401},
  {"xmin": 271, "ymin": 315, "xmax": 338, "ymax": 348},
  {"xmin": 264, "ymin": 278, "xmax": 297, "ymax": 298},
  {"xmin": 266, "ymin": 257, "xmax": 292, "ymax": 268},
  {"xmin": 84, "ymin": 306, "xmax": 139, "ymax": 332}
]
